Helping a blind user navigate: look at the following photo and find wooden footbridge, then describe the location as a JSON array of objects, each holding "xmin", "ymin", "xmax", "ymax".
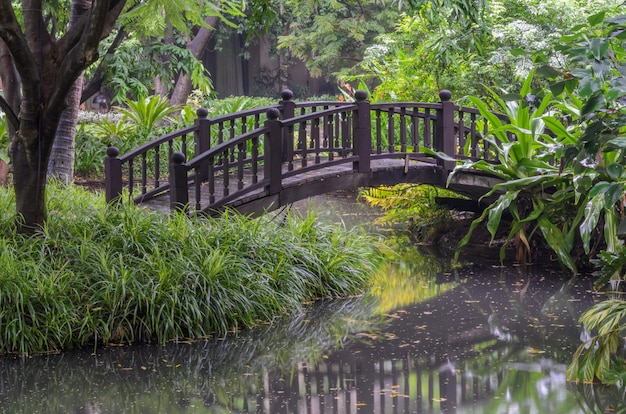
[{"xmin": 104, "ymin": 90, "xmax": 505, "ymax": 215}]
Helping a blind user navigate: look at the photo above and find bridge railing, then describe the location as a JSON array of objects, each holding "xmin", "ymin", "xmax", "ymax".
[
  {"xmin": 104, "ymin": 103, "xmax": 282, "ymax": 204},
  {"xmin": 105, "ymin": 89, "xmax": 506, "ymax": 212}
]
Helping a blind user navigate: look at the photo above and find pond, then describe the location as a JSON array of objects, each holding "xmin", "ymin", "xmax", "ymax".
[{"xmin": 0, "ymin": 194, "xmax": 623, "ymax": 413}]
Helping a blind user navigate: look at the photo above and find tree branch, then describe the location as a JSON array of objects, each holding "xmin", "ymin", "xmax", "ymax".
[
  {"xmin": 81, "ymin": 27, "xmax": 127, "ymax": 103},
  {"xmin": 50, "ymin": 0, "xmax": 126, "ymax": 114},
  {"xmin": 0, "ymin": 95, "xmax": 19, "ymax": 130}
]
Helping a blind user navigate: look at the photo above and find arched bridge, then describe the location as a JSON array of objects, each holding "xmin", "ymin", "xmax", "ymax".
[{"xmin": 104, "ymin": 90, "xmax": 504, "ymax": 215}]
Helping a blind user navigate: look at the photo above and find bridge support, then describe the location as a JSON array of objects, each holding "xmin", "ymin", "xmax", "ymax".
[
  {"xmin": 104, "ymin": 146, "xmax": 122, "ymax": 203},
  {"xmin": 169, "ymin": 152, "xmax": 189, "ymax": 212},
  {"xmin": 265, "ymin": 108, "xmax": 283, "ymax": 196},
  {"xmin": 353, "ymin": 90, "xmax": 371, "ymax": 173},
  {"xmin": 194, "ymin": 108, "xmax": 210, "ymax": 182},
  {"xmin": 435, "ymin": 90, "xmax": 457, "ymax": 173},
  {"xmin": 279, "ymin": 89, "xmax": 295, "ymax": 163}
]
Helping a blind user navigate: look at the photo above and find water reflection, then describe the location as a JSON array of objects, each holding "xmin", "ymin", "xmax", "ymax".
[
  {"xmin": 1, "ymin": 195, "xmax": 625, "ymax": 413},
  {"xmin": 1, "ymin": 258, "xmax": 622, "ymax": 413}
]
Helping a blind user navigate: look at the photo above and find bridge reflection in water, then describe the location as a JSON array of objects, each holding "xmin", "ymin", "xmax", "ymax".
[{"xmin": 0, "ymin": 257, "xmax": 615, "ymax": 413}]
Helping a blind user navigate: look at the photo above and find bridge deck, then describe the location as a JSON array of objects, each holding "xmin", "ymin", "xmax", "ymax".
[{"xmin": 139, "ymin": 157, "xmax": 442, "ymax": 214}]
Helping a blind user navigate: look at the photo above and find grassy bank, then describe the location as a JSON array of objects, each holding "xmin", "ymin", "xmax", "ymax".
[{"xmin": 0, "ymin": 184, "xmax": 383, "ymax": 355}]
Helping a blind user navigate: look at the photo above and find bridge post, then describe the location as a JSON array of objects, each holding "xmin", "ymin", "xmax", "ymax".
[
  {"xmin": 435, "ymin": 90, "xmax": 457, "ymax": 172},
  {"xmin": 169, "ymin": 152, "xmax": 189, "ymax": 213},
  {"xmin": 194, "ymin": 108, "xmax": 210, "ymax": 181},
  {"xmin": 265, "ymin": 108, "xmax": 283, "ymax": 196},
  {"xmin": 279, "ymin": 89, "xmax": 295, "ymax": 163},
  {"xmin": 353, "ymin": 90, "xmax": 371, "ymax": 173},
  {"xmin": 104, "ymin": 146, "xmax": 122, "ymax": 203}
]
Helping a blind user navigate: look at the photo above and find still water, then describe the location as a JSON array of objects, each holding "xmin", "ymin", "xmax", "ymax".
[{"xmin": 0, "ymin": 194, "xmax": 623, "ymax": 413}]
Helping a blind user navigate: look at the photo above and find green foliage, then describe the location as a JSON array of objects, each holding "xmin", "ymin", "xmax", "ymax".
[
  {"xmin": 0, "ymin": 184, "xmax": 382, "ymax": 355},
  {"xmin": 120, "ymin": 95, "xmax": 180, "ymax": 141},
  {"xmin": 446, "ymin": 72, "xmax": 582, "ymax": 269},
  {"xmin": 567, "ymin": 300, "xmax": 626, "ymax": 384},
  {"xmin": 204, "ymin": 95, "xmax": 276, "ymax": 116},
  {"xmin": 98, "ymin": 37, "xmax": 213, "ymax": 104},
  {"xmin": 347, "ymin": 0, "xmax": 621, "ymax": 102},
  {"xmin": 359, "ymin": 184, "xmax": 461, "ymax": 242},
  {"xmin": 277, "ymin": 0, "xmax": 402, "ymax": 81}
]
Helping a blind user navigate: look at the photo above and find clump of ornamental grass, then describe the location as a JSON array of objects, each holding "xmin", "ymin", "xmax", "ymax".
[{"xmin": 0, "ymin": 184, "xmax": 382, "ymax": 355}]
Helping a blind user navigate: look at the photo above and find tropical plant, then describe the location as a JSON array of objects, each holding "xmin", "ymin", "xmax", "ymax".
[
  {"xmin": 440, "ymin": 72, "xmax": 584, "ymax": 269},
  {"xmin": 120, "ymin": 95, "xmax": 180, "ymax": 142},
  {"xmin": 359, "ymin": 184, "xmax": 461, "ymax": 243}
]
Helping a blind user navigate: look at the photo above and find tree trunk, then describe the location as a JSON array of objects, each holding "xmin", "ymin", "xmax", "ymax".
[
  {"xmin": 170, "ymin": 16, "xmax": 219, "ymax": 106},
  {"xmin": 13, "ymin": 139, "xmax": 48, "ymax": 232},
  {"xmin": 47, "ymin": 74, "xmax": 83, "ymax": 183},
  {"xmin": 47, "ymin": 0, "xmax": 92, "ymax": 183}
]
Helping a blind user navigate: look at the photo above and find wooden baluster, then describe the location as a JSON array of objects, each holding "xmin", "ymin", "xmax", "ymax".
[
  {"xmin": 128, "ymin": 159, "xmax": 134, "ymax": 198},
  {"xmin": 154, "ymin": 145, "xmax": 160, "ymax": 188},
  {"xmin": 251, "ymin": 136, "xmax": 259, "ymax": 184},
  {"xmin": 237, "ymin": 141, "xmax": 245, "ymax": 190},
  {"xmin": 470, "ymin": 112, "xmax": 478, "ymax": 158},
  {"xmin": 375, "ymin": 109, "xmax": 382, "ymax": 154},
  {"xmin": 313, "ymin": 115, "xmax": 321, "ymax": 164},
  {"xmin": 458, "ymin": 110, "xmax": 466, "ymax": 156},
  {"xmin": 424, "ymin": 108, "xmax": 432, "ymax": 149},
  {"xmin": 194, "ymin": 172, "xmax": 201, "ymax": 212},
  {"xmin": 141, "ymin": 153, "xmax": 147, "ymax": 194},
  {"xmin": 208, "ymin": 158, "xmax": 215, "ymax": 204},
  {"xmin": 327, "ymin": 113, "xmax": 334, "ymax": 161},
  {"xmin": 341, "ymin": 112, "xmax": 349, "ymax": 157},
  {"xmin": 400, "ymin": 107, "xmax": 407, "ymax": 153},
  {"xmin": 223, "ymin": 148, "xmax": 230, "ymax": 197},
  {"xmin": 387, "ymin": 107, "xmax": 395, "ymax": 153},
  {"xmin": 411, "ymin": 109, "xmax": 420, "ymax": 153},
  {"xmin": 299, "ymin": 119, "xmax": 307, "ymax": 168}
]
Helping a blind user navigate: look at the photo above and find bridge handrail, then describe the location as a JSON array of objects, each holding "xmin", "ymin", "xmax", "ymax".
[
  {"xmin": 371, "ymin": 102, "xmax": 442, "ymax": 110},
  {"xmin": 186, "ymin": 126, "xmax": 270, "ymax": 168},
  {"xmin": 293, "ymin": 100, "xmax": 355, "ymax": 109},
  {"xmin": 118, "ymin": 125, "xmax": 197, "ymax": 163},
  {"xmin": 280, "ymin": 104, "xmax": 358, "ymax": 127},
  {"xmin": 204, "ymin": 105, "xmax": 280, "ymax": 125}
]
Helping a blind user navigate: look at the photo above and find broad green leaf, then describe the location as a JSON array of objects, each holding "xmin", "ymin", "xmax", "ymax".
[
  {"xmin": 487, "ymin": 191, "xmax": 519, "ymax": 240},
  {"xmin": 604, "ymin": 182, "xmax": 624, "ymax": 210},
  {"xmin": 605, "ymin": 137, "xmax": 626, "ymax": 150},
  {"xmin": 581, "ymin": 94, "xmax": 606, "ymax": 116},
  {"xmin": 549, "ymin": 81, "xmax": 565, "ymax": 96},
  {"xmin": 536, "ymin": 65, "xmax": 561, "ymax": 78},
  {"xmin": 538, "ymin": 216, "xmax": 577, "ymax": 273},
  {"xmin": 580, "ymin": 193, "xmax": 605, "ymax": 254},
  {"xmin": 589, "ymin": 181, "xmax": 610, "ymax": 198},
  {"xmin": 510, "ymin": 48, "xmax": 530, "ymax": 57},
  {"xmin": 588, "ymin": 11, "xmax": 606, "ymax": 26},
  {"xmin": 606, "ymin": 163, "xmax": 624, "ymax": 180},
  {"xmin": 589, "ymin": 38, "xmax": 610, "ymax": 60}
]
